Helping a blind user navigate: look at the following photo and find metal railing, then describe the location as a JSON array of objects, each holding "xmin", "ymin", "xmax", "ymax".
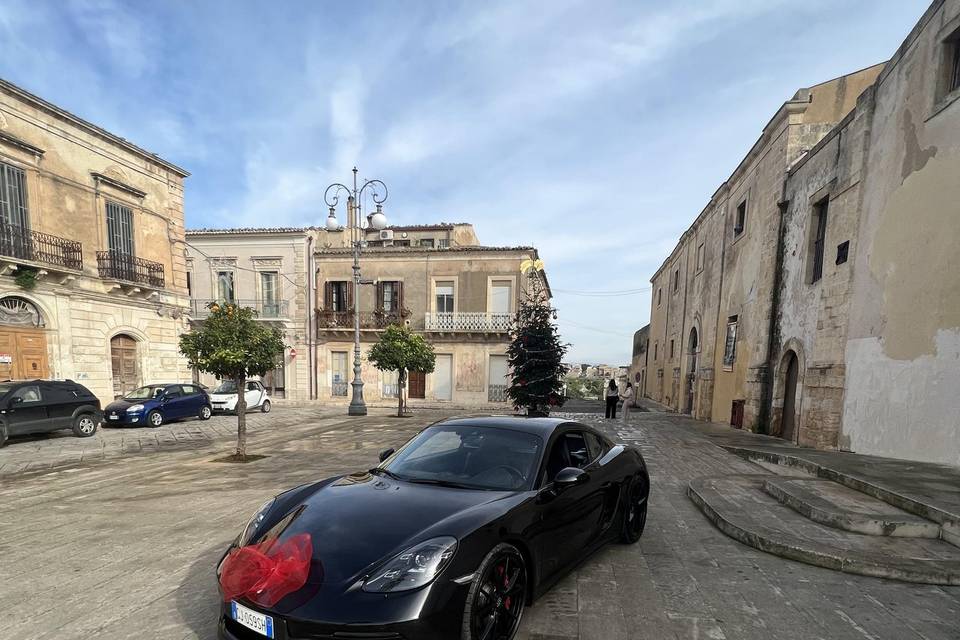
[
  {"xmin": 96, "ymin": 251, "xmax": 164, "ymax": 287},
  {"xmin": 331, "ymin": 380, "xmax": 349, "ymax": 397},
  {"xmin": 382, "ymin": 382, "xmax": 400, "ymax": 398},
  {"xmin": 190, "ymin": 299, "xmax": 289, "ymax": 319},
  {"xmin": 0, "ymin": 221, "xmax": 83, "ymax": 271},
  {"xmin": 488, "ymin": 384, "xmax": 509, "ymax": 403},
  {"xmin": 425, "ymin": 312, "xmax": 512, "ymax": 332},
  {"xmin": 316, "ymin": 310, "xmax": 405, "ymax": 332}
]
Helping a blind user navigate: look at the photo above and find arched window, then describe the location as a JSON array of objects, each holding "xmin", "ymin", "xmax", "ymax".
[{"xmin": 0, "ymin": 296, "xmax": 44, "ymax": 327}]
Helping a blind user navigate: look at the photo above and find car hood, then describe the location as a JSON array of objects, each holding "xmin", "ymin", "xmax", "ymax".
[
  {"xmin": 209, "ymin": 393, "xmax": 238, "ymax": 401},
  {"xmin": 105, "ymin": 398, "xmax": 151, "ymax": 411},
  {"xmin": 254, "ymin": 472, "xmax": 516, "ymax": 587}
]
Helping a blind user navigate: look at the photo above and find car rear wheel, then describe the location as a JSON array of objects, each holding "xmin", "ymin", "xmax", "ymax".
[
  {"xmin": 620, "ymin": 475, "xmax": 648, "ymax": 544},
  {"xmin": 461, "ymin": 543, "xmax": 526, "ymax": 640},
  {"xmin": 72, "ymin": 414, "xmax": 98, "ymax": 438},
  {"xmin": 199, "ymin": 405, "xmax": 212, "ymax": 420},
  {"xmin": 0, "ymin": 423, "xmax": 7, "ymax": 448},
  {"xmin": 147, "ymin": 410, "xmax": 164, "ymax": 428},
  {"xmin": 260, "ymin": 399, "xmax": 271, "ymax": 413}
]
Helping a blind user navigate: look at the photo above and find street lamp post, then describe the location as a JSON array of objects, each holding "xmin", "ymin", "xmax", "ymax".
[{"xmin": 324, "ymin": 167, "xmax": 389, "ymax": 416}]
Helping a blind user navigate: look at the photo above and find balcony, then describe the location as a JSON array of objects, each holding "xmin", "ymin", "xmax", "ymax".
[
  {"xmin": 97, "ymin": 251, "xmax": 165, "ymax": 288},
  {"xmin": 316, "ymin": 310, "xmax": 406, "ymax": 333},
  {"xmin": 191, "ymin": 299, "xmax": 289, "ymax": 320},
  {"xmin": 424, "ymin": 312, "xmax": 512, "ymax": 333},
  {"xmin": 0, "ymin": 221, "xmax": 83, "ymax": 273}
]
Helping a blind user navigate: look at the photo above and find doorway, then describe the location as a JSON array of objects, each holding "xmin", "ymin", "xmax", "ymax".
[
  {"xmin": 110, "ymin": 334, "xmax": 138, "ymax": 398},
  {"xmin": 782, "ymin": 351, "xmax": 799, "ymax": 442},
  {"xmin": 0, "ymin": 297, "xmax": 49, "ymax": 380},
  {"xmin": 685, "ymin": 327, "xmax": 698, "ymax": 415},
  {"xmin": 408, "ymin": 370, "xmax": 426, "ymax": 399},
  {"xmin": 433, "ymin": 355, "xmax": 453, "ymax": 401}
]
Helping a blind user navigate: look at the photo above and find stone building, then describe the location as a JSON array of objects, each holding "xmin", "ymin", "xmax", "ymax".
[
  {"xmin": 0, "ymin": 78, "xmax": 191, "ymax": 404},
  {"xmin": 184, "ymin": 228, "xmax": 314, "ymax": 400},
  {"xmin": 627, "ymin": 325, "xmax": 649, "ymax": 397},
  {"xmin": 313, "ymin": 223, "xmax": 547, "ymax": 407},
  {"xmin": 644, "ymin": 0, "xmax": 960, "ymax": 465}
]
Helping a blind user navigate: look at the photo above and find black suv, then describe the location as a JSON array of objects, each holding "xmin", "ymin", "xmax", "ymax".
[{"xmin": 0, "ymin": 380, "xmax": 103, "ymax": 447}]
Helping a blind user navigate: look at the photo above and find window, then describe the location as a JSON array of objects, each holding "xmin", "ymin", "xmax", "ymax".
[
  {"xmin": 106, "ymin": 201, "xmax": 134, "ymax": 256},
  {"xmin": 393, "ymin": 239, "xmax": 410, "ymax": 247},
  {"xmin": 331, "ymin": 351, "xmax": 348, "ymax": 396},
  {"xmin": 379, "ymin": 281, "xmax": 402, "ymax": 313},
  {"xmin": 673, "ymin": 268, "xmax": 679, "ymax": 293},
  {"xmin": 942, "ymin": 27, "xmax": 960, "ymax": 99},
  {"xmin": 836, "ymin": 240, "xmax": 850, "ymax": 265},
  {"xmin": 186, "ymin": 271, "xmax": 192, "ymax": 296},
  {"xmin": 657, "ymin": 288, "xmax": 662, "ymax": 306},
  {"xmin": 723, "ymin": 315, "xmax": 738, "ymax": 368},
  {"xmin": 952, "ymin": 36, "xmax": 960, "ymax": 93},
  {"xmin": 490, "ymin": 280, "xmax": 512, "ymax": 314},
  {"xmin": 0, "ymin": 163, "xmax": 28, "ymax": 228},
  {"xmin": 438, "ymin": 238, "xmax": 450, "ymax": 249},
  {"xmin": 420, "ymin": 238, "xmax": 434, "ymax": 248},
  {"xmin": 382, "ymin": 369, "xmax": 400, "ymax": 398},
  {"xmin": 12, "ymin": 385, "xmax": 41, "ymax": 403},
  {"xmin": 435, "ymin": 281, "xmax": 454, "ymax": 313},
  {"xmin": 734, "ymin": 200, "xmax": 746, "ymax": 236},
  {"xmin": 217, "ymin": 271, "xmax": 235, "ymax": 303},
  {"xmin": 670, "ymin": 339, "xmax": 675, "ymax": 359},
  {"xmin": 544, "ymin": 431, "xmax": 590, "ymax": 482},
  {"xmin": 181, "ymin": 385, "xmax": 199, "ymax": 395},
  {"xmin": 260, "ymin": 271, "xmax": 279, "ymax": 317},
  {"xmin": 810, "ymin": 198, "xmax": 829, "ymax": 283},
  {"xmin": 696, "ymin": 243, "xmax": 705, "ymax": 271},
  {"xmin": 653, "ymin": 342, "xmax": 658, "ymax": 360},
  {"xmin": 326, "ymin": 281, "xmax": 349, "ymax": 311},
  {"xmin": 583, "ymin": 431, "xmax": 609, "ymax": 461}
]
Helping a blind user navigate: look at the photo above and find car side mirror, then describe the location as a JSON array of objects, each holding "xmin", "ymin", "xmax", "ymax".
[
  {"xmin": 378, "ymin": 448, "xmax": 395, "ymax": 463},
  {"xmin": 554, "ymin": 467, "xmax": 589, "ymax": 490}
]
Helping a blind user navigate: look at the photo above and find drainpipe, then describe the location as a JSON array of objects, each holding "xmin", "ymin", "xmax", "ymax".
[{"xmin": 307, "ymin": 234, "xmax": 315, "ymax": 400}]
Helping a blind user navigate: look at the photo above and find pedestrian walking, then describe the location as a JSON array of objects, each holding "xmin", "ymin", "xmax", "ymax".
[
  {"xmin": 605, "ymin": 379, "xmax": 619, "ymax": 419},
  {"xmin": 619, "ymin": 382, "xmax": 634, "ymax": 422}
]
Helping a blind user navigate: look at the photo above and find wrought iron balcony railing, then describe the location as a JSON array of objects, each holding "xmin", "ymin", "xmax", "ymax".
[
  {"xmin": 316, "ymin": 310, "xmax": 405, "ymax": 332},
  {"xmin": 190, "ymin": 299, "xmax": 289, "ymax": 319},
  {"xmin": 331, "ymin": 380, "xmax": 349, "ymax": 397},
  {"xmin": 424, "ymin": 312, "xmax": 512, "ymax": 333},
  {"xmin": 96, "ymin": 251, "xmax": 165, "ymax": 288},
  {"xmin": 0, "ymin": 221, "xmax": 83, "ymax": 271},
  {"xmin": 488, "ymin": 383, "xmax": 509, "ymax": 403}
]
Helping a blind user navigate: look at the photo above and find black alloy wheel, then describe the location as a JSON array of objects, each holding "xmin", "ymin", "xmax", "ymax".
[
  {"xmin": 462, "ymin": 543, "xmax": 526, "ymax": 640},
  {"xmin": 621, "ymin": 475, "xmax": 648, "ymax": 543}
]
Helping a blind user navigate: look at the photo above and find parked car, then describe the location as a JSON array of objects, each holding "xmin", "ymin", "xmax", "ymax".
[
  {"xmin": 103, "ymin": 383, "xmax": 212, "ymax": 428},
  {"xmin": 0, "ymin": 379, "xmax": 102, "ymax": 447},
  {"xmin": 209, "ymin": 380, "xmax": 271, "ymax": 414},
  {"xmin": 216, "ymin": 417, "xmax": 649, "ymax": 640}
]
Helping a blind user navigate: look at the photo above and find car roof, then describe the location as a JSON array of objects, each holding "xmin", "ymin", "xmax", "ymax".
[{"xmin": 432, "ymin": 415, "xmax": 587, "ymax": 439}]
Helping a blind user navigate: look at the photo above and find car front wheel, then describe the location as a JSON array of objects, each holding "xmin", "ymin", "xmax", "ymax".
[
  {"xmin": 461, "ymin": 543, "xmax": 527, "ymax": 640},
  {"xmin": 260, "ymin": 399, "xmax": 271, "ymax": 413},
  {"xmin": 73, "ymin": 414, "xmax": 98, "ymax": 438},
  {"xmin": 147, "ymin": 410, "xmax": 164, "ymax": 428},
  {"xmin": 199, "ymin": 405, "xmax": 212, "ymax": 420}
]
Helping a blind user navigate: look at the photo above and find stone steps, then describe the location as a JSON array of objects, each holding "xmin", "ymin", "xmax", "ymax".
[
  {"xmin": 761, "ymin": 477, "xmax": 942, "ymax": 539},
  {"xmin": 688, "ymin": 474, "xmax": 960, "ymax": 585}
]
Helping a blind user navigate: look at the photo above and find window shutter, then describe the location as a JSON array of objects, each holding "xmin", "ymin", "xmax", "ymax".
[
  {"xmin": 397, "ymin": 281, "xmax": 404, "ymax": 312},
  {"xmin": 345, "ymin": 281, "xmax": 354, "ymax": 309},
  {"xmin": 324, "ymin": 282, "xmax": 332, "ymax": 310},
  {"xmin": 376, "ymin": 281, "xmax": 384, "ymax": 311}
]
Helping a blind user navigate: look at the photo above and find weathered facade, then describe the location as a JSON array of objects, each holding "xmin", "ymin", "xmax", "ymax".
[
  {"xmin": 646, "ymin": 65, "xmax": 882, "ymax": 423},
  {"xmin": 314, "ymin": 223, "xmax": 546, "ymax": 407},
  {"xmin": 645, "ymin": 0, "xmax": 960, "ymax": 465},
  {"xmin": 627, "ymin": 325, "xmax": 649, "ymax": 398},
  {"xmin": 184, "ymin": 228, "xmax": 314, "ymax": 400},
  {"xmin": 0, "ymin": 78, "xmax": 191, "ymax": 404}
]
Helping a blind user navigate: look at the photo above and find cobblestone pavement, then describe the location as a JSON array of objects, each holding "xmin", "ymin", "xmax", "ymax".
[{"xmin": 0, "ymin": 408, "xmax": 956, "ymax": 639}]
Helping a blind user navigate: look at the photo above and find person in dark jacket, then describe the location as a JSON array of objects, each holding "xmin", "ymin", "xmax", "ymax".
[{"xmin": 605, "ymin": 379, "xmax": 619, "ymax": 419}]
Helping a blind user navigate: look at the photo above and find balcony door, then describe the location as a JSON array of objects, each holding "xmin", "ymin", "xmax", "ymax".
[
  {"xmin": 217, "ymin": 271, "xmax": 235, "ymax": 304},
  {"xmin": 260, "ymin": 271, "xmax": 279, "ymax": 317},
  {"xmin": 106, "ymin": 201, "xmax": 135, "ymax": 281},
  {"xmin": 488, "ymin": 354, "xmax": 509, "ymax": 402}
]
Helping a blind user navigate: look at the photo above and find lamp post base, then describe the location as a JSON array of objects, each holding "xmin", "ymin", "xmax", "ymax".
[
  {"xmin": 348, "ymin": 402, "xmax": 368, "ymax": 416},
  {"xmin": 348, "ymin": 379, "xmax": 367, "ymax": 416}
]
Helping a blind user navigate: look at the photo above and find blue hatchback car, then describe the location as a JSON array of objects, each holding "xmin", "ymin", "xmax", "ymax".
[{"xmin": 103, "ymin": 383, "xmax": 212, "ymax": 427}]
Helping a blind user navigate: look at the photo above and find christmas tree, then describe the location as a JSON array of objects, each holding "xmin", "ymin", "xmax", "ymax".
[{"xmin": 507, "ymin": 263, "xmax": 568, "ymax": 416}]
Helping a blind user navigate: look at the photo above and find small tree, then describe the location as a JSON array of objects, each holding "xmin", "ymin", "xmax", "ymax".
[
  {"xmin": 507, "ymin": 271, "xmax": 568, "ymax": 416},
  {"xmin": 179, "ymin": 303, "xmax": 285, "ymax": 460},
  {"xmin": 368, "ymin": 324, "xmax": 436, "ymax": 417}
]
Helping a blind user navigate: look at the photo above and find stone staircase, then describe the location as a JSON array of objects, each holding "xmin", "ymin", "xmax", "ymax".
[{"xmin": 688, "ymin": 446, "xmax": 960, "ymax": 585}]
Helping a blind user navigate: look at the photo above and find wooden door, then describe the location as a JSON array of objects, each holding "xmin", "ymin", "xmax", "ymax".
[
  {"xmin": 0, "ymin": 328, "xmax": 49, "ymax": 380},
  {"xmin": 111, "ymin": 335, "xmax": 138, "ymax": 397},
  {"xmin": 408, "ymin": 370, "xmax": 425, "ymax": 399}
]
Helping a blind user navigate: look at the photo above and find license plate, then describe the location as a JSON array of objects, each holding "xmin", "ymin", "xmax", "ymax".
[
  {"xmin": 231, "ymin": 601, "xmax": 274, "ymax": 638},
  {"xmin": 109, "ymin": 415, "xmax": 119, "ymax": 420}
]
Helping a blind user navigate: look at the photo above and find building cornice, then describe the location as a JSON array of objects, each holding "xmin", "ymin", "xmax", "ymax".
[
  {"xmin": 91, "ymin": 172, "xmax": 147, "ymax": 199},
  {"xmin": 0, "ymin": 129, "xmax": 44, "ymax": 156}
]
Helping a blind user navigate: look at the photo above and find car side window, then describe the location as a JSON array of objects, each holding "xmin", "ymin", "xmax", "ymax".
[
  {"xmin": 563, "ymin": 432, "xmax": 591, "ymax": 469},
  {"xmin": 12, "ymin": 385, "xmax": 42, "ymax": 403},
  {"xmin": 165, "ymin": 385, "xmax": 183, "ymax": 398},
  {"xmin": 544, "ymin": 437, "xmax": 569, "ymax": 483},
  {"xmin": 181, "ymin": 385, "xmax": 197, "ymax": 395},
  {"xmin": 583, "ymin": 432, "xmax": 608, "ymax": 462}
]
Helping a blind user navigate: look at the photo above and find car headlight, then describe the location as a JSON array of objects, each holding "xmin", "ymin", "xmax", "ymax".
[
  {"xmin": 126, "ymin": 404, "xmax": 144, "ymax": 413},
  {"xmin": 239, "ymin": 498, "xmax": 276, "ymax": 546},
  {"xmin": 362, "ymin": 537, "xmax": 457, "ymax": 593}
]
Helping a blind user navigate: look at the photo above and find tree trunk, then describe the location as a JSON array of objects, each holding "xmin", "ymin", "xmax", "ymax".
[
  {"xmin": 236, "ymin": 374, "xmax": 247, "ymax": 459},
  {"xmin": 397, "ymin": 368, "xmax": 405, "ymax": 417}
]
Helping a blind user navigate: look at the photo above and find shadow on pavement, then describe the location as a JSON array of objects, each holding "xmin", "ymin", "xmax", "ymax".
[{"xmin": 176, "ymin": 542, "xmax": 230, "ymax": 640}]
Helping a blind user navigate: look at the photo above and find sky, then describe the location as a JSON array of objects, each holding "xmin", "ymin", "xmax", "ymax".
[{"xmin": 0, "ymin": 0, "xmax": 929, "ymax": 364}]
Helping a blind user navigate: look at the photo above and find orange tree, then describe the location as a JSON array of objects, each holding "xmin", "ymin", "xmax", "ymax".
[
  {"xmin": 368, "ymin": 324, "xmax": 436, "ymax": 417},
  {"xmin": 179, "ymin": 302, "xmax": 285, "ymax": 459}
]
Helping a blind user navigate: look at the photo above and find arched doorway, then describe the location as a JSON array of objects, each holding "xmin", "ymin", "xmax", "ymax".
[
  {"xmin": 781, "ymin": 350, "xmax": 799, "ymax": 442},
  {"xmin": 110, "ymin": 334, "xmax": 139, "ymax": 398},
  {"xmin": 685, "ymin": 327, "xmax": 699, "ymax": 414},
  {"xmin": 0, "ymin": 296, "xmax": 49, "ymax": 379}
]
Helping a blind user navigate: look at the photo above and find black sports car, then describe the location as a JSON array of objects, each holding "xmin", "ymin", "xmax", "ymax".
[{"xmin": 216, "ymin": 416, "xmax": 649, "ymax": 640}]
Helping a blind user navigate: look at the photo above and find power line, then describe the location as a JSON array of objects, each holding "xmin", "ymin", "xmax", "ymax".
[
  {"xmin": 185, "ymin": 241, "xmax": 307, "ymax": 293},
  {"xmin": 557, "ymin": 317, "xmax": 635, "ymax": 338}
]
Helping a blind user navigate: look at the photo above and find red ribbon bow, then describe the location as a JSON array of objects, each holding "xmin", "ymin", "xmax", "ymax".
[{"xmin": 220, "ymin": 533, "xmax": 313, "ymax": 607}]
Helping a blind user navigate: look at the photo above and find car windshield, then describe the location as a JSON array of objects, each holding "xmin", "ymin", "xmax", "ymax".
[
  {"xmin": 213, "ymin": 381, "xmax": 238, "ymax": 394},
  {"xmin": 382, "ymin": 425, "xmax": 542, "ymax": 491},
  {"xmin": 124, "ymin": 386, "xmax": 164, "ymax": 400}
]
